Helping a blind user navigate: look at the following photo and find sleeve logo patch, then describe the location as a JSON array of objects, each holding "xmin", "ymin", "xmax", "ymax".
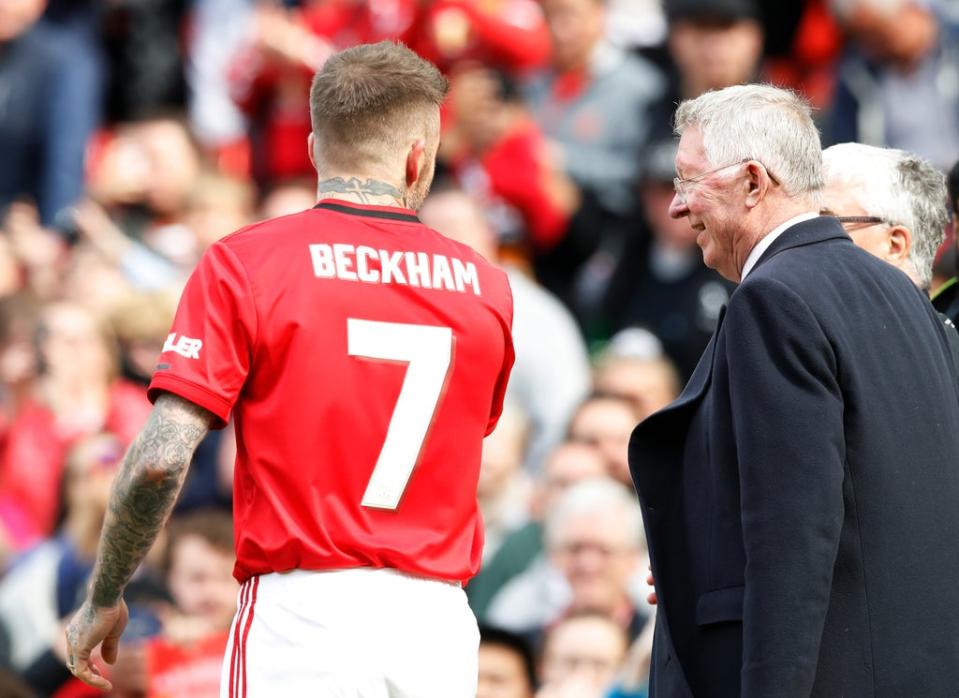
[{"xmin": 162, "ymin": 333, "xmax": 203, "ymax": 359}]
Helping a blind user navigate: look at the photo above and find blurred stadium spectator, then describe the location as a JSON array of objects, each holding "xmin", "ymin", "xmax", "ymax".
[
  {"xmin": 0, "ymin": 0, "xmax": 101, "ymax": 228},
  {"xmin": 0, "ymin": 433, "xmax": 121, "ymax": 674},
  {"xmin": 441, "ymin": 68, "xmax": 581, "ymax": 251},
  {"xmin": 567, "ymin": 393, "xmax": 642, "ymax": 486},
  {"xmin": 420, "ymin": 187, "xmax": 590, "ymax": 473},
  {"xmin": 408, "ymin": 0, "xmax": 551, "ymax": 74},
  {"xmin": 468, "ymin": 441, "xmax": 607, "ymax": 621},
  {"xmin": 650, "ymin": 0, "xmax": 764, "ymax": 143},
  {"xmin": 592, "ymin": 345, "xmax": 681, "ymax": 422},
  {"xmin": 0, "ymin": 302, "xmax": 151, "ymax": 552},
  {"xmin": 258, "ymin": 179, "xmax": 317, "ymax": 219},
  {"xmin": 602, "ymin": 140, "xmax": 735, "ymax": 379},
  {"xmin": 829, "ymin": 0, "xmax": 959, "ymax": 169},
  {"xmin": 478, "ymin": 625, "xmax": 537, "ymax": 698},
  {"xmin": 487, "ymin": 478, "xmax": 649, "ymax": 647},
  {"xmin": 536, "ymin": 612, "xmax": 629, "ymax": 698},
  {"xmin": 479, "ymin": 404, "xmax": 534, "ymax": 562},
  {"xmin": 525, "ymin": 0, "xmax": 665, "ymax": 217},
  {"xmin": 109, "ymin": 509, "xmax": 236, "ymax": 697}
]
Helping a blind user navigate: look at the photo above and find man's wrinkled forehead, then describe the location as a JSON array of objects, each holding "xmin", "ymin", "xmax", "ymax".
[{"xmin": 675, "ymin": 127, "xmax": 708, "ymax": 177}]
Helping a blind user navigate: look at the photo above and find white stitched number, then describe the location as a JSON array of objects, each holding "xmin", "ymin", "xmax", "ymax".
[{"xmin": 348, "ymin": 318, "xmax": 453, "ymax": 510}]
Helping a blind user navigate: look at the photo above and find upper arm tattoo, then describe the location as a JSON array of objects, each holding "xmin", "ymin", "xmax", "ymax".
[{"xmin": 89, "ymin": 393, "xmax": 213, "ymax": 608}]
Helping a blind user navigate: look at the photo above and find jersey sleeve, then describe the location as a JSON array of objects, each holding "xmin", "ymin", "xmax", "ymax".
[
  {"xmin": 485, "ymin": 271, "xmax": 516, "ymax": 435},
  {"xmin": 148, "ymin": 242, "xmax": 257, "ymax": 428}
]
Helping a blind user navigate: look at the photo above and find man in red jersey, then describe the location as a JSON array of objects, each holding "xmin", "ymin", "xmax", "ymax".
[{"xmin": 64, "ymin": 41, "xmax": 515, "ymax": 697}]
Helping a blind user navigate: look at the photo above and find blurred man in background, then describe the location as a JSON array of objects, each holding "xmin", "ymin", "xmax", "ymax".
[
  {"xmin": 420, "ymin": 186, "xmax": 590, "ymax": 474},
  {"xmin": 648, "ymin": 0, "xmax": 764, "ymax": 143},
  {"xmin": 477, "ymin": 625, "xmax": 537, "ymax": 698},
  {"xmin": 537, "ymin": 613, "xmax": 629, "ymax": 698},
  {"xmin": 0, "ymin": 0, "xmax": 100, "ymax": 227},
  {"xmin": 603, "ymin": 139, "xmax": 736, "ymax": 380},
  {"xmin": 567, "ymin": 393, "xmax": 642, "ymax": 486},
  {"xmin": 525, "ymin": 0, "xmax": 664, "ymax": 217},
  {"xmin": 469, "ymin": 441, "xmax": 607, "ymax": 622},
  {"xmin": 829, "ymin": 0, "xmax": 959, "ymax": 169},
  {"xmin": 488, "ymin": 478, "xmax": 649, "ymax": 647},
  {"xmin": 592, "ymin": 343, "xmax": 682, "ymax": 422}
]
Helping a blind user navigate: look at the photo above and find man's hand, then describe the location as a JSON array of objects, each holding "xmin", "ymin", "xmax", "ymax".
[
  {"xmin": 64, "ymin": 599, "xmax": 129, "ymax": 691},
  {"xmin": 647, "ymin": 564, "xmax": 657, "ymax": 605}
]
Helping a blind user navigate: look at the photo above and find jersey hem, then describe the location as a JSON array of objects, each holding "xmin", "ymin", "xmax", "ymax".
[{"xmin": 233, "ymin": 560, "xmax": 474, "ymax": 587}]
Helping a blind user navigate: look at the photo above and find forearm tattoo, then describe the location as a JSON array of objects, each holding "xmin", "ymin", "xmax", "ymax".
[
  {"xmin": 89, "ymin": 394, "xmax": 211, "ymax": 608},
  {"xmin": 317, "ymin": 177, "xmax": 404, "ymax": 204}
]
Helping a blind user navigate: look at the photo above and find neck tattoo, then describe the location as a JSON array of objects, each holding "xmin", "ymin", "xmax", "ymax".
[{"xmin": 317, "ymin": 177, "xmax": 405, "ymax": 205}]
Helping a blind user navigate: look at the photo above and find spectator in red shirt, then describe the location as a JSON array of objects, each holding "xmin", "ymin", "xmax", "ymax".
[
  {"xmin": 442, "ymin": 67, "xmax": 580, "ymax": 250},
  {"xmin": 408, "ymin": 0, "xmax": 550, "ymax": 75},
  {"xmin": 0, "ymin": 302, "xmax": 151, "ymax": 548},
  {"xmin": 110, "ymin": 510, "xmax": 237, "ymax": 698}
]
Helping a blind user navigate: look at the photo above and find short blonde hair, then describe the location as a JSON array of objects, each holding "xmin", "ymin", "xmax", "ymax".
[{"xmin": 310, "ymin": 42, "xmax": 448, "ymax": 172}]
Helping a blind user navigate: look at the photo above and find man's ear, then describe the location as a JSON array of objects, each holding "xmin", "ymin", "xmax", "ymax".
[
  {"xmin": 887, "ymin": 225, "xmax": 912, "ymax": 263},
  {"xmin": 743, "ymin": 161, "xmax": 769, "ymax": 209},
  {"xmin": 406, "ymin": 139, "xmax": 426, "ymax": 188},
  {"xmin": 308, "ymin": 132, "xmax": 317, "ymax": 170}
]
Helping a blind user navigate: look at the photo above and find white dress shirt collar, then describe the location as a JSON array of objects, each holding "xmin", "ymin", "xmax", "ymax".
[{"xmin": 740, "ymin": 212, "xmax": 819, "ymax": 281}]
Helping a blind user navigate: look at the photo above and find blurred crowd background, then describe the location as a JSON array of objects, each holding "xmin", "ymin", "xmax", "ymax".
[{"xmin": 0, "ymin": 0, "xmax": 958, "ymax": 695}]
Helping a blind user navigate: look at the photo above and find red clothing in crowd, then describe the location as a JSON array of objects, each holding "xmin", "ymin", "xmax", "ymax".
[
  {"xmin": 0, "ymin": 381, "xmax": 152, "ymax": 548},
  {"xmin": 407, "ymin": 0, "xmax": 550, "ymax": 73},
  {"xmin": 229, "ymin": 0, "xmax": 550, "ymax": 183},
  {"xmin": 146, "ymin": 630, "xmax": 232, "ymax": 698},
  {"xmin": 454, "ymin": 119, "xmax": 571, "ymax": 250},
  {"xmin": 229, "ymin": 0, "xmax": 419, "ymax": 182}
]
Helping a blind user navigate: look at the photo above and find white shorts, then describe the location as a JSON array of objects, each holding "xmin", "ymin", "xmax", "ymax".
[{"xmin": 219, "ymin": 567, "xmax": 479, "ymax": 698}]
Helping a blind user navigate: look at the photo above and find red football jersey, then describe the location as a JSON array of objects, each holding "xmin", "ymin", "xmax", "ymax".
[{"xmin": 148, "ymin": 200, "xmax": 515, "ymax": 584}]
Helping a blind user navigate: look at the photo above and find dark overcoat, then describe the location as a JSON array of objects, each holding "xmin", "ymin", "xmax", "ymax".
[{"xmin": 630, "ymin": 217, "xmax": 959, "ymax": 697}]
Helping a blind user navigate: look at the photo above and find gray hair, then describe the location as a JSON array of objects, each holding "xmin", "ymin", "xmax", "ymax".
[
  {"xmin": 545, "ymin": 478, "xmax": 645, "ymax": 552},
  {"xmin": 822, "ymin": 143, "xmax": 948, "ymax": 288},
  {"xmin": 674, "ymin": 84, "xmax": 824, "ymax": 200}
]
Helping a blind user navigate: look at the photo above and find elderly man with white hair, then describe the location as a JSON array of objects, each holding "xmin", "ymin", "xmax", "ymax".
[
  {"xmin": 821, "ymin": 142, "xmax": 949, "ymax": 291},
  {"xmin": 630, "ymin": 83, "xmax": 959, "ymax": 698},
  {"xmin": 821, "ymin": 142, "xmax": 959, "ymax": 369}
]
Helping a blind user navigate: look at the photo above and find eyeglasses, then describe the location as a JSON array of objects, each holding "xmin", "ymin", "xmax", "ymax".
[
  {"xmin": 824, "ymin": 213, "xmax": 899, "ymax": 229},
  {"xmin": 673, "ymin": 159, "xmax": 780, "ymax": 203}
]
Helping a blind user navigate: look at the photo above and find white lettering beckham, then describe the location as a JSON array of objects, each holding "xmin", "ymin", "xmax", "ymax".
[{"xmin": 308, "ymin": 243, "xmax": 481, "ymax": 295}]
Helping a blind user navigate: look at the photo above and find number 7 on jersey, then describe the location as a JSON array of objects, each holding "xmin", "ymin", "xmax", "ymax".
[{"xmin": 348, "ymin": 318, "xmax": 454, "ymax": 510}]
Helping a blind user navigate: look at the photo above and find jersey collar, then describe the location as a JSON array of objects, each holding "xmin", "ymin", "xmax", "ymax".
[{"xmin": 313, "ymin": 199, "xmax": 420, "ymax": 223}]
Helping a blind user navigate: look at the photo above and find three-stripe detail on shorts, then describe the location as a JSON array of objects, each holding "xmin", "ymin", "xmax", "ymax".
[{"xmin": 229, "ymin": 576, "xmax": 259, "ymax": 698}]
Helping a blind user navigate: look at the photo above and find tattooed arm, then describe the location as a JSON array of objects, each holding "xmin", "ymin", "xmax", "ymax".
[{"xmin": 64, "ymin": 393, "xmax": 213, "ymax": 690}]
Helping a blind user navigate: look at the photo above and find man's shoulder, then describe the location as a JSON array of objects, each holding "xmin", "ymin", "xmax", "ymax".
[{"xmin": 218, "ymin": 209, "xmax": 315, "ymax": 247}]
